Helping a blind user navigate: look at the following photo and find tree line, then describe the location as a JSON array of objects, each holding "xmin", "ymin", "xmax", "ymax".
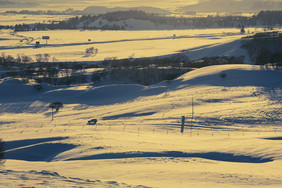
[
  {"xmin": 0, "ymin": 52, "xmax": 245, "ymax": 86},
  {"xmin": 46, "ymin": 10, "xmax": 282, "ymax": 30},
  {"xmin": 0, "ymin": 53, "xmax": 87, "ymax": 85},
  {"xmin": 100, "ymin": 54, "xmax": 243, "ymax": 69},
  {"xmin": 242, "ymin": 33, "xmax": 282, "ymax": 69},
  {"xmin": 1, "ymin": 10, "xmax": 281, "ymax": 31},
  {"xmin": 3, "ymin": 8, "xmax": 81, "ymax": 15}
]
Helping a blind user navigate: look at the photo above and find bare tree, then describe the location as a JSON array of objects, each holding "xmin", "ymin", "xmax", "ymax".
[
  {"xmin": 22, "ymin": 54, "xmax": 33, "ymax": 63},
  {"xmin": 85, "ymin": 47, "xmax": 98, "ymax": 56},
  {"xmin": 49, "ymin": 102, "xmax": 63, "ymax": 120},
  {"xmin": 44, "ymin": 54, "xmax": 50, "ymax": 62},
  {"xmin": 35, "ymin": 54, "xmax": 44, "ymax": 63}
]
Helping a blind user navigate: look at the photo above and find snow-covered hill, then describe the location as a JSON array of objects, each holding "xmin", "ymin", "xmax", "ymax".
[
  {"xmin": 83, "ymin": 18, "xmax": 175, "ymax": 30},
  {"xmin": 82, "ymin": 6, "xmax": 171, "ymax": 15},
  {"xmin": 180, "ymin": 0, "xmax": 282, "ymax": 13},
  {"xmin": 1, "ymin": 65, "xmax": 282, "ymax": 187}
]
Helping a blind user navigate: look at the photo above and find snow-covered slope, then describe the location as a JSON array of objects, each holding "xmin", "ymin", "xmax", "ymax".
[
  {"xmin": 1, "ymin": 64, "xmax": 282, "ymax": 187},
  {"xmin": 187, "ymin": 39, "xmax": 252, "ymax": 63}
]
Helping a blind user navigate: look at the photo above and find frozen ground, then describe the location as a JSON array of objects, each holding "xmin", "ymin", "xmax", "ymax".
[
  {"xmin": 1, "ymin": 64, "xmax": 282, "ymax": 187},
  {"xmin": 0, "ymin": 28, "xmax": 267, "ymax": 63}
]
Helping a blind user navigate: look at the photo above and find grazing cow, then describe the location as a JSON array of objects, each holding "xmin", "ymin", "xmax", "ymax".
[{"xmin": 88, "ymin": 119, "xmax": 97, "ymax": 125}]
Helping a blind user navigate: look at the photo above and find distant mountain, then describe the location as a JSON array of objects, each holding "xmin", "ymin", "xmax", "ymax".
[
  {"xmin": 82, "ymin": 6, "xmax": 171, "ymax": 15},
  {"xmin": 0, "ymin": 0, "xmax": 38, "ymax": 8},
  {"xmin": 180, "ymin": 0, "xmax": 282, "ymax": 13}
]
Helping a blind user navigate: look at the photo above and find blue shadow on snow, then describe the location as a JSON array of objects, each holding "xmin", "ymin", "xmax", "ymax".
[
  {"xmin": 5, "ymin": 143, "xmax": 76, "ymax": 162},
  {"xmin": 66, "ymin": 151, "xmax": 273, "ymax": 163},
  {"xmin": 102, "ymin": 112, "xmax": 156, "ymax": 120},
  {"xmin": 262, "ymin": 137, "xmax": 282, "ymax": 140},
  {"xmin": 4, "ymin": 137, "xmax": 69, "ymax": 151}
]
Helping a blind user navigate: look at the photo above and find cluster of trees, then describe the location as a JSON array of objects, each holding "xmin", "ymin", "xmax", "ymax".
[
  {"xmin": 0, "ymin": 53, "xmax": 53, "ymax": 66},
  {"xmin": 1, "ymin": 52, "xmax": 245, "ymax": 86},
  {"xmin": 3, "ymin": 8, "xmax": 81, "ymax": 15},
  {"xmin": 242, "ymin": 33, "xmax": 282, "ymax": 69},
  {"xmin": 255, "ymin": 50, "xmax": 282, "ymax": 69},
  {"xmin": 90, "ymin": 55, "xmax": 243, "ymax": 85},
  {"xmin": 100, "ymin": 10, "xmax": 156, "ymax": 22},
  {"xmin": 0, "ymin": 25, "xmax": 13, "ymax": 30},
  {"xmin": 255, "ymin": 11, "xmax": 282, "ymax": 26},
  {"xmin": 191, "ymin": 56, "xmax": 244, "ymax": 68},
  {"xmin": 35, "ymin": 15, "xmax": 127, "ymax": 30},
  {"xmin": 92, "ymin": 68, "xmax": 191, "ymax": 85},
  {"xmin": 0, "ymin": 53, "xmax": 33, "ymax": 66},
  {"xmin": 0, "ymin": 53, "xmax": 60, "ymax": 66},
  {"xmin": 14, "ymin": 24, "xmax": 30, "ymax": 31},
  {"xmin": 101, "ymin": 54, "xmax": 190, "ymax": 68},
  {"xmin": 85, "ymin": 47, "xmax": 98, "ymax": 56},
  {"xmin": 0, "ymin": 53, "xmax": 87, "ymax": 85},
  {"xmin": 100, "ymin": 54, "xmax": 243, "ymax": 69}
]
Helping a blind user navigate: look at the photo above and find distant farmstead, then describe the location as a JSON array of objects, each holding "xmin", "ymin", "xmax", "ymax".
[
  {"xmin": 254, "ymin": 31, "xmax": 279, "ymax": 38},
  {"xmin": 245, "ymin": 31, "xmax": 281, "ymax": 39}
]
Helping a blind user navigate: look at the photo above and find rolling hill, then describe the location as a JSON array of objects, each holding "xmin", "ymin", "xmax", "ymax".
[
  {"xmin": 180, "ymin": 0, "xmax": 282, "ymax": 13},
  {"xmin": 82, "ymin": 6, "xmax": 171, "ymax": 15}
]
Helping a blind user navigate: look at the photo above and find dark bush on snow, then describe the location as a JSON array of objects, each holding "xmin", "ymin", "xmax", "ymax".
[
  {"xmin": 219, "ymin": 73, "xmax": 227, "ymax": 79},
  {"xmin": 0, "ymin": 138, "xmax": 4, "ymax": 165}
]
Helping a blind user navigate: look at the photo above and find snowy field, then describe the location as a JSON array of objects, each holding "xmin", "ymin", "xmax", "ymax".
[
  {"xmin": 1, "ymin": 64, "xmax": 282, "ymax": 187},
  {"xmin": 0, "ymin": 28, "xmax": 265, "ymax": 63},
  {"xmin": 0, "ymin": 14, "xmax": 74, "ymax": 25},
  {"xmin": 1, "ymin": 15, "xmax": 282, "ymax": 186}
]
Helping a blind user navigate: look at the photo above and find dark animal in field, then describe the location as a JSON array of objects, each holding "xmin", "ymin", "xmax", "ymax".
[{"xmin": 88, "ymin": 119, "xmax": 97, "ymax": 125}]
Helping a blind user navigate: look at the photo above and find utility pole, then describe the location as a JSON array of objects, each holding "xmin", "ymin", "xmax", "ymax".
[
  {"xmin": 190, "ymin": 97, "xmax": 194, "ymax": 136},
  {"xmin": 51, "ymin": 107, "xmax": 54, "ymax": 121}
]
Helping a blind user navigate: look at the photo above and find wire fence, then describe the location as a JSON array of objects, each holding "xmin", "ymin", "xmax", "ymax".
[{"xmin": 1, "ymin": 116, "xmax": 281, "ymax": 139}]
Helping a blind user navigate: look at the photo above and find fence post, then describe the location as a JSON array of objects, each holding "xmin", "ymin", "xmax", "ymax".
[{"xmin": 181, "ymin": 116, "xmax": 185, "ymax": 133}]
